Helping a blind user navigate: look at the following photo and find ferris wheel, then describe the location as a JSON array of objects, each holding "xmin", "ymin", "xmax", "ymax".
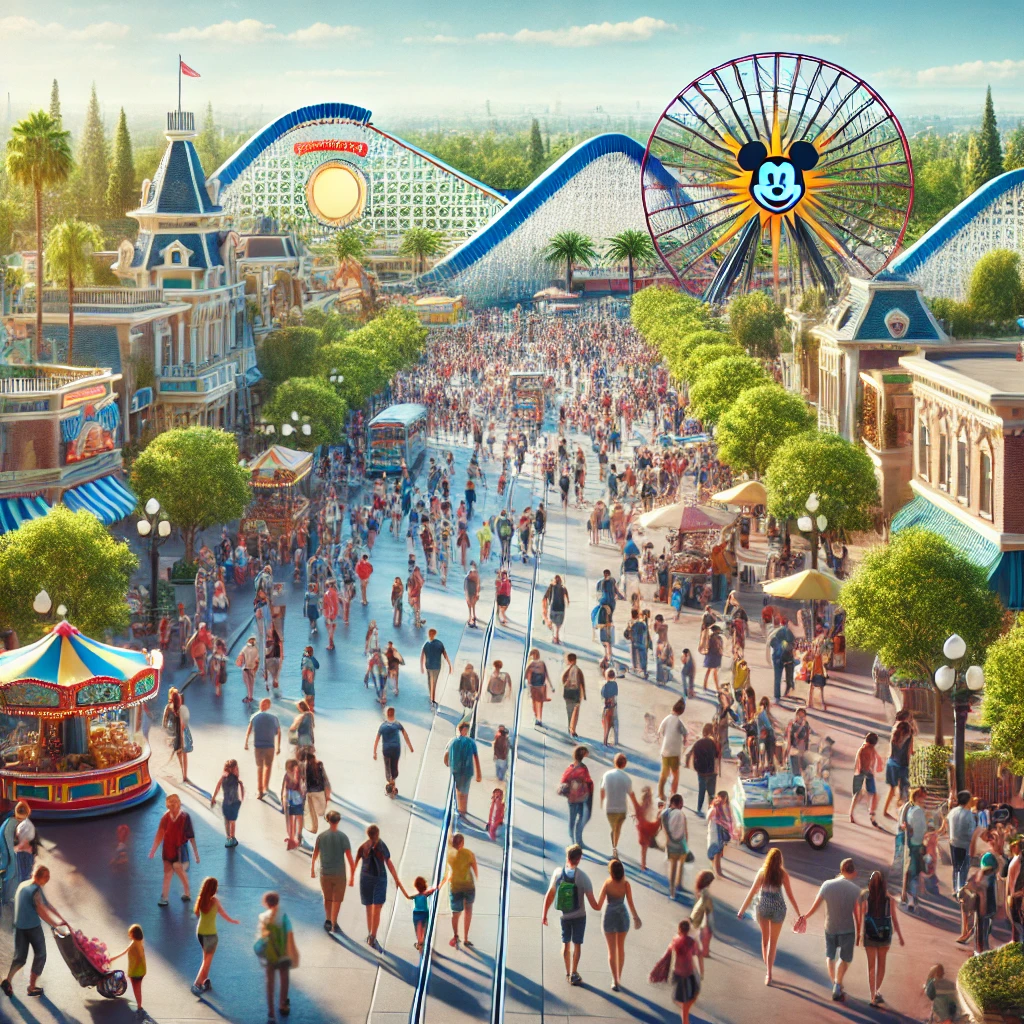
[{"xmin": 641, "ymin": 53, "xmax": 914, "ymax": 303}]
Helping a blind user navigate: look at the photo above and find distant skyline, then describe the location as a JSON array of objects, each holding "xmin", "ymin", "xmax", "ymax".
[{"xmin": 2, "ymin": 0, "xmax": 1023, "ymax": 129}]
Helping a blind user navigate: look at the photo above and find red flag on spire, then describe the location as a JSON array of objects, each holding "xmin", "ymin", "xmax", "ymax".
[{"xmin": 180, "ymin": 59, "xmax": 201, "ymax": 78}]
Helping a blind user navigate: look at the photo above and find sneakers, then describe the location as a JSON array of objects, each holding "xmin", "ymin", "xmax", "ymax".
[
  {"xmin": 191, "ymin": 983, "xmax": 203, "ymax": 996},
  {"xmin": 570, "ymin": 972, "xmax": 582, "ymax": 986},
  {"xmin": 831, "ymin": 983, "xmax": 844, "ymax": 1001}
]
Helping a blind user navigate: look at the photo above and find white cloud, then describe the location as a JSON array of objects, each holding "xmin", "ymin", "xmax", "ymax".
[
  {"xmin": 403, "ymin": 34, "xmax": 463, "ymax": 44},
  {"xmin": 477, "ymin": 16, "xmax": 676, "ymax": 48},
  {"xmin": 917, "ymin": 59, "xmax": 1024, "ymax": 86},
  {"xmin": 69, "ymin": 21, "xmax": 131, "ymax": 41},
  {"xmin": 284, "ymin": 68, "xmax": 389, "ymax": 78},
  {"xmin": 0, "ymin": 16, "xmax": 63, "ymax": 38},
  {"xmin": 166, "ymin": 19, "xmax": 361, "ymax": 46},
  {"xmin": 739, "ymin": 31, "xmax": 845, "ymax": 46}
]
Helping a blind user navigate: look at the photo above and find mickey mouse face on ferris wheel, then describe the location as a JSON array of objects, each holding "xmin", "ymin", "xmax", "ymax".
[{"xmin": 738, "ymin": 140, "xmax": 820, "ymax": 215}]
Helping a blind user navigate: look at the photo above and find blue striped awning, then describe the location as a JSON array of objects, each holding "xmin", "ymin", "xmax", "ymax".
[
  {"xmin": 62, "ymin": 475, "xmax": 137, "ymax": 525},
  {"xmin": 0, "ymin": 495, "xmax": 51, "ymax": 534}
]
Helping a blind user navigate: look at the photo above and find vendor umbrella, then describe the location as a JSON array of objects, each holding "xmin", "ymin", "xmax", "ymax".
[
  {"xmin": 636, "ymin": 501, "xmax": 687, "ymax": 530},
  {"xmin": 711, "ymin": 480, "xmax": 767, "ymax": 507},
  {"xmin": 763, "ymin": 568, "xmax": 843, "ymax": 602}
]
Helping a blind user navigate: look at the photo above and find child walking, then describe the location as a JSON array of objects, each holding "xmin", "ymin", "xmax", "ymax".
[
  {"xmin": 690, "ymin": 870, "xmax": 715, "ymax": 957},
  {"xmin": 493, "ymin": 725, "xmax": 509, "ymax": 782},
  {"xmin": 407, "ymin": 876, "xmax": 440, "ymax": 952},
  {"xmin": 487, "ymin": 788, "xmax": 506, "ymax": 842},
  {"xmin": 211, "ymin": 758, "xmax": 244, "ymax": 848},
  {"xmin": 110, "ymin": 924, "xmax": 146, "ymax": 1013}
]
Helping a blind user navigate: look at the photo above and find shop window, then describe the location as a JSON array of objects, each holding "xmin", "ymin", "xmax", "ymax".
[
  {"xmin": 957, "ymin": 428, "xmax": 970, "ymax": 501},
  {"xmin": 980, "ymin": 448, "xmax": 993, "ymax": 517},
  {"xmin": 938, "ymin": 427, "xmax": 950, "ymax": 490},
  {"xmin": 919, "ymin": 419, "xmax": 930, "ymax": 480}
]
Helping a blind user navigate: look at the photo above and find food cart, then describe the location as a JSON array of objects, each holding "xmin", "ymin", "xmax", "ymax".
[
  {"xmin": 732, "ymin": 772, "xmax": 833, "ymax": 852},
  {"xmin": 0, "ymin": 621, "xmax": 162, "ymax": 818},
  {"xmin": 243, "ymin": 445, "xmax": 313, "ymax": 543}
]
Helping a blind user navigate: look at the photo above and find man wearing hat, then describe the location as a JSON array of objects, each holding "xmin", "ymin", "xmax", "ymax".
[{"xmin": 311, "ymin": 811, "xmax": 354, "ymax": 934}]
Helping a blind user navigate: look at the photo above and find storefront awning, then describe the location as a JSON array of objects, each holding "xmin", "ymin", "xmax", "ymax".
[
  {"xmin": 62, "ymin": 475, "xmax": 137, "ymax": 525},
  {"xmin": 891, "ymin": 495, "xmax": 1002, "ymax": 575},
  {"xmin": 0, "ymin": 495, "xmax": 51, "ymax": 534}
]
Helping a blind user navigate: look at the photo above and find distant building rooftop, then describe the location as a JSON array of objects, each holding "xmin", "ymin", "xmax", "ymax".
[{"xmin": 900, "ymin": 343, "xmax": 1024, "ymax": 404}]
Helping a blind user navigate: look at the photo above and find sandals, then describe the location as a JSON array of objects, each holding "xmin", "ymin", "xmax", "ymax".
[{"xmin": 27, "ymin": 987, "xmax": 44, "ymax": 997}]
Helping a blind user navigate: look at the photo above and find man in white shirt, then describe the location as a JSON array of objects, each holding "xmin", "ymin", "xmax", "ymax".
[
  {"xmin": 900, "ymin": 787, "xmax": 928, "ymax": 910},
  {"xmin": 657, "ymin": 699, "xmax": 688, "ymax": 800},
  {"xmin": 600, "ymin": 753, "xmax": 634, "ymax": 858}
]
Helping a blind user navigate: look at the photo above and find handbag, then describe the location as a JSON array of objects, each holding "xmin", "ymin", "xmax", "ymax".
[{"xmin": 648, "ymin": 949, "xmax": 672, "ymax": 985}]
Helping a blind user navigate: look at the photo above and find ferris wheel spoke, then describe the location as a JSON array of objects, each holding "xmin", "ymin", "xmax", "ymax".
[
  {"xmin": 817, "ymin": 138, "xmax": 908, "ymax": 171},
  {"xmin": 692, "ymin": 83, "xmax": 747, "ymax": 144},
  {"xmin": 813, "ymin": 196, "xmax": 903, "ymax": 244},
  {"xmin": 818, "ymin": 120, "xmax": 905, "ymax": 164},
  {"xmin": 652, "ymin": 197, "xmax": 750, "ymax": 235},
  {"xmin": 803, "ymin": 212, "xmax": 879, "ymax": 274},
  {"xmin": 651, "ymin": 203, "xmax": 744, "ymax": 243},
  {"xmin": 730, "ymin": 62, "xmax": 763, "ymax": 143},
  {"xmin": 796, "ymin": 70, "xmax": 845, "ymax": 144},
  {"xmin": 812, "ymin": 81, "xmax": 868, "ymax": 143},
  {"xmin": 650, "ymin": 131, "xmax": 738, "ymax": 173},
  {"xmin": 709, "ymin": 69, "xmax": 756, "ymax": 143},
  {"xmin": 661, "ymin": 111, "xmax": 736, "ymax": 159},
  {"xmin": 750, "ymin": 55, "xmax": 774, "ymax": 140}
]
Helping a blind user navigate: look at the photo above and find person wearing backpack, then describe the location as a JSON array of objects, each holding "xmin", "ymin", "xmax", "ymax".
[
  {"xmin": 559, "ymin": 746, "xmax": 594, "ymax": 848},
  {"xmin": 768, "ymin": 618, "xmax": 796, "ymax": 703},
  {"xmin": 255, "ymin": 891, "xmax": 299, "ymax": 1023},
  {"xmin": 796, "ymin": 858, "xmax": 862, "ymax": 1003},
  {"xmin": 854, "ymin": 870, "xmax": 904, "ymax": 1008},
  {"xmin": 542, "ymin": 843, "xmax": 599, "ymax": 987}
]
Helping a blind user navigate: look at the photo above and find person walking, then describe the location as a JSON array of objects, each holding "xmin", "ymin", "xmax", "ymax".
[
  {"xmin": 323, "ymin": 580, "xmax": 339, "ymax": 650},
  {"xmin": 495, "ymin": 510, "xmax": 514, "ymax": 564},
  {"xmin": 458, "ymin": 662, "xmax": 480, "ymax": 711},
  {"xmin": 289, "ymin": 701, "xmax": 315, "ymax": 753},
  {"xmin": 238, "ymin": 636, "xmax": 261, "ymax": 704},
  {"xmin": 543, "ymin": 574, "xmax": 570, "ymax": 644},
  {"xmin": 420, "ymin": 628, "xmax": 452, "ymax": 706},
  {"xmin": 210, "ymin": 759, "xmax": 244, "ymax": 848},
  {"xmin": 626, "ymin": 609, "xmax": 651, "ymax": 680},
  {"xmin": 149, "ymin": 793, "xmax": 198, "ymax": 906},
  {"xmin": 798, "ymin": 858, "xmax": 861, "ymax": 1002},
  {"xmin": 542, "ymin": 844, "xmax": 599, "ymax": 987},
  {"xmin": 486, "ymin": 660, "xmax": 512, "ymax": 702},
  {"xmin": 190, "ymin": 877, "xmax": 240, "ymax": 996},
  {"xmin": 352, "ymin": 824, "xmax": 407, "ymax": 949},
  {"xmin": 594, "ymin": 859, "xmax": 641, "ymax": 991},
  {"xmin": 854, "ymin": 869, "xmax": 904, "ymax": 1007},
  {"xmin": 256, "ymin": 891, "xmax": 299, "ymax": 1023},
  {"xmin": 600, "ymin": 753, "xmax": 634, "ymax": 858},
  {"xmin": 300, "ymin": 749, "xmax": 332, "ymax": 839},
  {"xmin": 560, "ymin": 745, "xmax": 594, "ymax": 849},
  {"xmin": 109, "ymin": 925, "xmax": 146, "ymax": 1013},
  {"xmin": 311, "ymin": 810, "xmax": 355, "ymax": 934},
  {"xmin": 10, "ymin": 803, "xmax": 34, "ymax": 882},
  {"xmin": 464, "ymin": 562, "xmax": 481, "ymax": 627},
  {"xmin": 300, "ymin": 646, "xmax": 320, "ymax": 711},
  {"xmin": 444, "ymin": 721, "xmax": 482, "ymax": 823},
  {"xmin": 702, "ymin": 624, "xmax": 723, "ymax": 690},
  {"xmin": 706, "ymin": 791, "xmax": 737, "ymax": 879},
  {"xmin": 849, "ymin": 732, "xmax": 883, "ymax": 827},
  {"xmin": 737, "ymin": 847, "xmax": 802, "ymax": 986},
  {"xmin": 685, "ymin": 723, "xmax": 719, "ymax": 818},
  {"xmin": 883, "ymin": 720, "xmax": 914, "ymax": 818},
  {"xmin": 265, "ymin": 624, "xmax": 283, "ymax": 690},
  {"xmin": 782, "ymin": 707, "xmax": 814, "ymax": 777},
  {"xmin": 661, "ymin": 919, "xmax": 704, "ymax": 1024},
  {"xmin": 945, "ymin": 789, "xmax": 976, "ymax": 895},
  {"xmin": 374, "ymin": 707, "xmax": 414, "ymax": 798},
  {"xmin": 600, "ymin": 668, "xmax": 619, "ymax": 747},
  {"xmin": 662, "ymin": 794, "xmax": 689, "ymax": 900},
  {"xmin": 527, "ymin": 649, "xmax": 551, "ymax": 726},
  {"xmin": 162, "ymin": 687, "xmax": 193, "ymax": 782},
  {"xmin": 898, "ymin": 786, "xmax": 928, "ymax": 912},
  {"xmin": 1, "ymin": 864, "xmax": 61, "ymax": 999},
  {"xmin": 407, "ymin": 564, "xmax": 425, "ymax": 628},
  {"xmin": 561, "ymin": 653, "xmax": 586, "ymax": 738},
  {"xmin": 657, "ymin": 700, "xmax": 688, "ymax": 801},
  {"xmin": 244, "ymin": 698, "xmax": 281, "ymax": 800},
  {"xmin": 768, "ymin": 618, "xmax": 796, "ymax": 703},
  {"xmin": 355, "ymin": 554, "xmax": 374, "ymax": 605},
  {"xmin": 444, "ymin": 833, "xmax": 479, "ymax": 949},
  {"xmin": 495, "ymin": 569, "xmax": 512, "ymax": 626}
]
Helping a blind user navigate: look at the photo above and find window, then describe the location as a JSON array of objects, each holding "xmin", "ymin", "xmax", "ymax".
[
  {"xmin": 918, "ymin": 418, "xmax": 930, "ymax": 479},
  {"xmin": 957, "ymin": 428, "xmax": 970, "ymax": 501},
  {"xmin": 171, "ymin": 250, "xmax": 181, "ymax": 264},
  {"xmin": 980, "ymin": 448, "xmax": 993, "ymax": 517},
  {"xmin": 938, "ymin": 426, "xmax": 950, "ymax": 490}
]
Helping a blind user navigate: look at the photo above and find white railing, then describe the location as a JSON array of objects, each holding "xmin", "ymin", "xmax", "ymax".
[
  {"xmin": 0, "ymin": 368, "xmax": 107, "ymax": 394},
  {"xmin": 15, "ymin": 287, "xmax": 165, "ymax": 313}
]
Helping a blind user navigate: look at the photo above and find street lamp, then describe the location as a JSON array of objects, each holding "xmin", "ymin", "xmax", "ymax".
[
  {"xmin": 934, "ymin": 632, "xmax": 985, "ymax": 792},
  {"xmin": 329, "ymin": 367, "xmax": 345, "ymax": 386},
  {"xmin": 258, "ymin": 411, "xmax": 312, "ymax": 440},
  {"xmin": 796, "ymin": 492, "xmax": 827, "ymax": 571},
  {"xmin": 136, "ymin": 499, "xmax": 172, "ymax": 631}
]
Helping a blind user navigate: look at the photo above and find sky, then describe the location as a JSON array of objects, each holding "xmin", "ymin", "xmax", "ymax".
[{"xmin": 1, "ymin": 0, "xmax": 1022, "ymax": 129}]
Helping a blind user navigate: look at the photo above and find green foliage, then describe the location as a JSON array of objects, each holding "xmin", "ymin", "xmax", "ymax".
[
  {"xmin": 967, "ymin": 248, "xmax": 1024, "ymax": 324},
  {"xmin": 715, "ymin": 384, "xmax": 815, "ymax": 477},
  {"xmin": 262, "ymin": 377, "xmax": 346, "ymax": 451},
  {"xmin": 257, "ymin": 326, "xmax": 323, "ymax": 390},
  {"xmin": 910, "ymin": 744, "xmax": 952, "ymax": 785},
  {"xmin": 727, "ymin": 291, "xmax": 787, "ymax": 358},
  {"xmin": 45, "ymin": 219, "xmax": 103, "ymax": 289},
  {"xmin": 105, "ymin": 108, "xmax": 136, "ymax": 219},
  {"xmin": 966, "ymin": 87, "xmax": 1004, "ymax": 194},
  {"xmin": 346, "ymin": 305, "xmax": 427, "ymax": 372},
  {"xmin": 841, "ymin": 528, "xmax": 1002, "ymax": 688},
  {"xmin": 982, "ymin": 615, "xmax": 1024, "ymax": 774},
  {"xmin": 315, "ymin": 343, "xmax": 388, "ymax": 410},
  {"xmin": 327, "ymin": 227, "xmax": 373, "ymax": 265},
  {"xmin": 630, "ymin": 286, "xmax": 715, "ymax": 367},
  {"xmin": 130, "ymin": 427, "xmax": 250, "ymax": 563},
  {"xmin": 766, "ymin": 431, "xmax": 880, "ymax": 536},
  {"xmin": 399, "ymin": 227, "xmax": 446, "ymax": 273},
  {"xmin": 680, "ymin": 342, "xmax": 742, "ymax": 384},
  {"xmin": 5, "ymin": 110, "xmax": 74, "ymax": 197},
  {"xmin": 76, "ymin": 84, "xmax": 110, "ymax": 222},
  {"xmin": 540, "ymin": 230, "xmax": 598, "ymax": 292},
  {"xmin": 958, "ymin": 942, "xmax": 1024, "ymax": 1013},
  {"xmin": 797, "ymin": 287, "xmax": 828, "ymax": 318},
  {"xmin": 929, "ymin": 297, "xmax": 978, "ymax": 338},
  {"xmin": 604, "ymin": 229, "xmax": 657, "ymax": 295},
  {"xmin": 0, "ymin": 505, "xmax": 137, "ymax": 642},
  {"xmin": 687, "ymin": 354, "xmax": 766, "ymax": 425},
  {"xmin": 906, "ymin": 147, "xmax": 965, "ymax": 244},
  {"xmin": 528, "ymin": 119, "xmax": 545, "ymax": 179},
  {"xmin": 1006, "ymin": 121, "xmax": 1024, "ymax": 172},
  {"xmin": 48, "ymin": 80, "xmax": 61, "ymax": 126}
]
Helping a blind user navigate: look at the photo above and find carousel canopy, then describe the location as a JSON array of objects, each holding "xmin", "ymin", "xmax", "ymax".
[
  {"xmin": 763, "ymin": 569, "xmax": 843, "ymax": 602},
  {"xmin": 248, "ymin": 445, "xmax": 313, "ymax": 488},
  {"xmin": 0, "ymin": 620, "xmax": 160, "ymax": 717},
  {"xmin": 640, "ymin": 501, "xmax": 737, "ymax": 532},
  {"xmin": 711, "ymin": 480, "xmax": 767, "ymax": 508}
]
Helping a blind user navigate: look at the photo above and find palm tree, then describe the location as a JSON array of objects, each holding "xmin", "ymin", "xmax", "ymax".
[
  {"xmin": 5, "ymin": 111, "xmax": 73, "ymax": 360},
  {"xmin": 329, "ymin": 227, "xmax": 374, "ymax": 265},
  {"xmin": 540, "ymin": 231, "xmax": 598, "ymax": 293},
  {"xmin": 604, "ymin": 229, "xmax": 657, "ymax": 296},
  {"xmin": 398, "ymin": 227, "xmax": 446, "ymax": 275},
  {"xmin": 45, "ymin": 220, "xmax": 103, "ymax": 365}
]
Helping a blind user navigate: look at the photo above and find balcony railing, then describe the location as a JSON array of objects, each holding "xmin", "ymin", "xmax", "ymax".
[
  {"xmin": 15, "ymin": 287, "xmax": 166, "ymax": 315},
  {"xmin": 0, "ymin": 366, "xmax": 108, "ymax": 394},
  {"xmin": 167, "ymin": 110, "xmax": 195, "ymax": 133}
]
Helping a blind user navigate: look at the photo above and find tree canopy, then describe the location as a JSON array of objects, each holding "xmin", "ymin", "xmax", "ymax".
[
  {"xmin": 966, "ymin": 87, "xmax": 1004, "ymax": 193},
  {"xmin": 540, "ymin": 230, "xmax": 598, "ymax": 292},
  {"xmin": 105, "ymin": 108, "xmax": 136, "ymax": 218},
  {"xmin": 967, "ymin": 249, "xmax": 1023, "ymax": 325},
  {"xmin": 398, "ymin": 228, "xmax": 446, "ymax": 273},
  {"xmin": 130, "ymin": 427, "xmax": 250, "ymax": 564},
  {"xmin": 315, "ymin": 343, "xmax": 389, "ymax": 410},
  {"xmin": 0, "ymin": 505, "xmax": 137, "ymax": 642},
  {"xmin": 727, "ymin": 291, "xmax": 788, "ymax": 358},
  {"xmin": 257, "ymin": 326, "xmax": 323, "ymax": 390},
  {"xmin": 715, "ymin": 384, "xmax": 816, "ymax": 477},
  {"xmin": 686, "ymin": 354, "xmax": 767, "ymax": 424},
  {"xmin": 983, "ymin": 615, "xmax": 1024, "ymax": 774},
  {"xmin": 262, "ymin": 377, "xmax": 347, "ymax": 452},
  {"xmin": 75, "ymin": 83, "xmax": 109, "ymax": 222},
  {"xmin": 680, "ymin": 341, "xmax": 743, "ymax": 384},
  {"xmin": 765, "ymin": 431, "xmax": 880, "ymax": 535}
]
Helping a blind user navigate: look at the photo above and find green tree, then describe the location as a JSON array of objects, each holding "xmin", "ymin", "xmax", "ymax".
[
  {"xmin": 528, "ymin": 118, "xmax": 545, "ymax": 179},
  {"xmin": 966, "ymin": 87, "xmax": 1004, "ymax": 194},
  {"xmin": 982, "ymin": 615, "xmax": 1024, "ymax": 774},
  {"xmin": 257, "ymin": 326, "xmax": 323, "ymax": 391},
  {"xmin": 328, "ymin": 226, "xmax": 373, "ymax": 265},
  {"xmin": 681, "ymin": 341, "xmax": 743, "ymax": 384},
  {"xmin": 929, "ymin": 297, "xmax": 977, "ymax": 338},
  {"xmin": 715, "ymin": 384, "xmax": 815, "ymax": 477},
  {"xmin": 604, "ymin": 229, "xmax": 657, "ymax": 296},
  {"xmin": 1005, "ymin": 122, "xmax": 1024, "ymax": 172},
  {"xmin": 907, "ymin": 157, "xmax": 964, "ymax": 243},
  {"xmin": 45, "ymin": 219, "xmax": 103, "ymax": 364},
  {"xmin": 130, "ymin": 427, "xmax": 250, "ymax": 564},
  {"xmin": 540, "ymin": 230, "xmax": 598, "ymax": 292},
  {"xmin": 398, "ymin": 227, "xmax": 446, "ymax": 274},
  {"xmin": 687, "ymin": 354, "xmax": 767, "ymax": 424},
  {"xmin": 967, "ymin": 249, "xmax": 1023, "ymax": 324},
  {"xmin": 48, "ymin": 79, "xmax": 61, "ymax": 126},
  {"xmin": 728, "ymin": 291, "xmax": 788, "ymax": 358},
  {"xmin": 0, "ymin": 505, "xmax": 137, "ymax": 643},
  {"xmin": 196, "ymin": 102, "xmax": 219, "ymax": 173},
  {"xmin": 76, "ymin": 83, "xmax": 109, "ymax": 221},
  {"xmin": 630, "ymin": 285, "xmax": 715, "ymax": 365},
  {"xmin": 347, "ymin": 305, "xmax": 427, "ymax": 372},
  {"xmin": 316, "ymin": 343, "xmax": 388, "ymax": 410},
  {"xmin": 765, "ymin": 431, "xmax": 880, "ymax": 536},
  {"xmin": 105, "ymin": 108, "xmax": 135, "ymax": 218},
  {"xmin": 5, "ymin": 110, "xmax": 74, "ymax": 360},
  {"xmin": 841, "ymin": 527, "xmax": 1003, "ymax": 745},
  {"xmin": 261, "ymin": 377, "xmax": 346, "ymax": 451}
]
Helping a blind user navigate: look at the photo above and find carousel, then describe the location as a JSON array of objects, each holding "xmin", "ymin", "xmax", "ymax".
[
  {"xmin": 0, "ymin": 621, "xmax": 162, "ymax": 818},
  {"xmin": 242, "ymin": 445, "xmax": 313, "ymax": 544}
]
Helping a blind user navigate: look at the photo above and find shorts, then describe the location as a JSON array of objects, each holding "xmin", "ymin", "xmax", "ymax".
[
  {"xmin": 560, "ymin": 916, "xmax": 586, "ymax": 945},
  {"xmin": 810, "ymin": 674, "xmax": 827, "ymax": 688},
  {"xmin": 453, "ymin": 772, "xmax": 473, "ymax": 796},
  {"xmin": 497, "ymin": 595, "xmax": 510, "ymax": 608},
  {"xmin": 494, "ymin": 758, "xmax": 508, "ymax": 782},
  {"xmin": 413, "ymin": 910, "xmax": 429, "ymax": 926},
  {"xmin": 265, "ymin": 656, "xmax": 281, "ymax": 678},
  {"xmin": 673, "ymin": 973, "xmax": 700, "ymax": 1004},
  {"xmin": 549, "ymin": 610, "xmax": 565, "ymax": 627},
  {"xmin": 825, "ymin": 931, "xmax": 855, "ymax": 963},
  {"xmin": 530, "ymin": 685, "xmax": 547, "ymax": 704},
  {"xmin": 426, "ymin": 668, "xmax": 440, "ymax": 690},
  {"xmin": 301, "ymin": 680, "xmax": 315, "ymax": 696},
  {"xmin": 254, "ymin": 747, "xmax": 275, "ymax": 771},
  {"xmin": 661, "ymin": 755, "xmax": 680, "ymax": 772},
  {"xmin": 320, "ymin": 874, "xmax": 347, "ymax": 903},
  {"xmin": 885, "ymin": 760, "xmax": 909, "ymax": 791},
  {"xmin": 607, "ymin": 811, "xmax": 627, "ymax": 833},
  {"xmin": 360, "ymin": 873, "xmax": 388, "ymax": 906},
  {"xmin": 449, "ymin": 888, "xmax": 476, "ymax": 912},
  {"xmin": 198, "ymin": 932, "xmax": 219, "ymax": 953},
  {"xmin": 222, "ymin": 799, "xmax": 241, "ymax": 822},
  {"xmin": 852, "ymin": 772, "xmax": 876, "ymax": 796}
]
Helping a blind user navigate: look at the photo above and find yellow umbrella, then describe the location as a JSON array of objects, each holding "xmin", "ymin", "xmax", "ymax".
[
  {"xmin": 711, "ymin": 480, "xmax": 767, "ymax": 507},
  {"xmin": 763, "ymin": 568, "xmax": 843, "ymax": 602}
]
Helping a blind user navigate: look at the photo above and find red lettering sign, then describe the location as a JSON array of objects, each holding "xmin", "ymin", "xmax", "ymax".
[{"xmin": 293, "ymin": 140, "xmax": 368, "ymax": 158}]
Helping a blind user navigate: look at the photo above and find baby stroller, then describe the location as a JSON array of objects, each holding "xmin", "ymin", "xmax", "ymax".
[{"xmin": 51, "ymin": 919, "xmax": 127, "ymax": 998}]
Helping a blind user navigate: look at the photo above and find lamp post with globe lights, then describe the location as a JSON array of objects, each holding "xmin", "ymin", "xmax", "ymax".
[
  {"xmin": 796, "ymin": 492, "xmax": 827, "ymax": 571},
  {"xmin": 934, "ymin": 632, "xmax": 985, "ymax": 793},
  {"xmin": 258, "ymin": 410, "xmax": 313, "ymax": 444},
  {"xmin": 137, "ymin": 497, "xmax": 172, "ymax": 631}
]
